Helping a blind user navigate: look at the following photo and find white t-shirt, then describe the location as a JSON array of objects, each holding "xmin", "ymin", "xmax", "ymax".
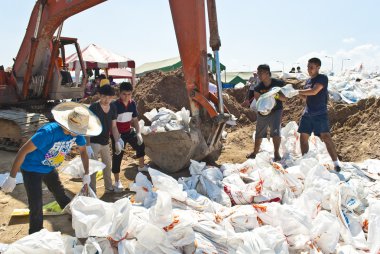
[{"xmin": 209, "ymin": 83, "xmax": 217, "ymax": 94}]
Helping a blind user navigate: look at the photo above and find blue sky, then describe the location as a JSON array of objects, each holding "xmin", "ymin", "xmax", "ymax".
[{"xmin": 1, "ymin": 0, "xmax": 379, "ymax": 73}]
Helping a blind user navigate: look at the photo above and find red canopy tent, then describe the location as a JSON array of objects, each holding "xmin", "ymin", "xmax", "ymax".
[
  {"xmin": 108, "ymin": 68, "xmax": 133, "ymax": 79},
  {"xmin": 66, "ymin": 44, "xmax": 135, "ymax": 84}
]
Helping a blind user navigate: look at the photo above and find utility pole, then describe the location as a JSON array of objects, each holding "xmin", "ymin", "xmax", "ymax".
[
  {"xmin": 325, "ymin": 56, "xmax": 334, "ymax": 73},
  {"xmin": 341, "ymin": 58, "xmax": 351, "ymax": 72}
]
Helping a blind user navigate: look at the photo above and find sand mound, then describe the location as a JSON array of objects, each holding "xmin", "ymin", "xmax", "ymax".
[
  {"xmin": 133, "ymin": 69, "xmax": 189, "ymax": 122},
  {"xmin": 330, "ymin": 97, "xmax": 380, "ymax": 162},
  {"xmin": 134, "ymin": 69, "xmax": 255, "ymax": 124}
]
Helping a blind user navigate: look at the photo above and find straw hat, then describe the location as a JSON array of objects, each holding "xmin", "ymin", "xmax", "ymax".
[{"xmin": 51, "ymin": 102, "xmax": 102, "ymax": 136}]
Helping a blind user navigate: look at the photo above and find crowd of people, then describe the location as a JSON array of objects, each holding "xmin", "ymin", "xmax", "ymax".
[
  {"xmin": 1, "ymin": 57, "xmax": 343, "ymax": 234},
  {"xmin": 84, "ymin": 74, "xmax": 117, "ymax": 98}
]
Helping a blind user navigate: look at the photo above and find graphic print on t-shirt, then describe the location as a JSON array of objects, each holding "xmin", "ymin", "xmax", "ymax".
[{"xmin": 42, "ymin": 138, "xmax": 76, "ymax": 167}]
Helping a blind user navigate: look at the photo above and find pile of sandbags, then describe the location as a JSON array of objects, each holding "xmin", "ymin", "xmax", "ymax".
[
  {"xmin": 2, "ymin": 122, "xmax": 380, "ymax": 253},
  {"xmin": 140, "ymin": 107, "xmax": 190, "ymax": 134},
  {"xmin": 329, "ymin": 72, "xmax": 380, "ymax": 103}
]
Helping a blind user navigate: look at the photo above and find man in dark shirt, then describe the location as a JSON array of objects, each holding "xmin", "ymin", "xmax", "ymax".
[
  {"xmin": 298, "ymin": 57, "xmax": 341, "ymax": 173},
  {"xmin": 87, "ymin": 85, "xmax": 121, "ymax": 193},
  {"xmin": 111, "ymin": 82, "xmax": 147, "ymax": 191},
  {"xmin": 246, "ymin": 64, "xmax": 286, "ymax": 161}
]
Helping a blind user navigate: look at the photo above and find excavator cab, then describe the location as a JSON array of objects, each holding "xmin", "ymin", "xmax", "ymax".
[
  {"xmin": 47, "ymin": 36, "xmax": 87, "ymax": 99},
  {"xmin": 0, "ymin": 36, "xmax": 87, "ymax": 150}
]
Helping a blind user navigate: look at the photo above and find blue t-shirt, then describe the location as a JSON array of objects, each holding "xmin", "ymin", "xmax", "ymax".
[
  {"xmin": 21, "ymin": 122, "xmax": 86, "ymax": 174},
  {"xmin": 304, "ymin": 74, "xmax": 329, "ymax": 116}
]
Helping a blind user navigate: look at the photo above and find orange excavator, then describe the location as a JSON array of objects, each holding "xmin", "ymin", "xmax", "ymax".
[{"xmin": 0, "ymin": 0, "xmax": 229, "ymax": 172}]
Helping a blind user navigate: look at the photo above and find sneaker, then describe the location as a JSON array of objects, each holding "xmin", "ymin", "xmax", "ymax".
[
  {"xmin": 113, "ymin": 181, "xmax": 124, "ymax": 193},
  {"xmin": 334, "ymin": 165, "xmax": 341, "ymax": 172},
  {"xmin": 138, "ymin": 165, "xmax": 149, "ymax": 172}
]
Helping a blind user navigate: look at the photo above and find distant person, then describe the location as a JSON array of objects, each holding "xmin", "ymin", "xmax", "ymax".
[
  {"xmin": 246, "ymin": 64, "xmax": 286, "ymax": 161},
  {"xmin": 84, "ymin": 79, "xmax": 94, "ymax": 98},
  {"xmin": 289, "ymin": 67, "xmax": 296, "ymax": 73},
  {"xmin": 297, "ymin": 66, "xmax": 302, "ymax": 73},
  {"xmin": 209, "ymin": 82, "xmax": 217, "ymax": 94},
  {"xmin": 111, "ymin": 82, "xmax": 148, "ymax": 192},
  {"xmin": 91, "ymin": 75, "xmax": 101, "ymax": 96},
  {"xmin": 87, "ymin": 85, "xmax": 120, "ymax": 194},
  {"xmin": 297, "ymin": 57, "xmax": 342, "ymax": 174},
  {"xmin": 109, "ymin": 76, "xmax": 116, "ymax": 86},
  {"xmin": 242, "ymin": 71, "xmax": 260, "ymax": 107},
  {"xmin": 208, "ymin": 73, "xmax": 218, "ymax": 95},
  {"xmin": 1, "ymin": 102, "xmax": 101, "ymax": 234},
  {"xmin": 207, "ymin": 53, "xmax": 213, "ymax": 73}
]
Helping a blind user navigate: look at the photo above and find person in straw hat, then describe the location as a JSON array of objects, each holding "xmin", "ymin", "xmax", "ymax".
[{"xmin": 1, "ymin": 102, "xmax": 102, "ymax": 234}]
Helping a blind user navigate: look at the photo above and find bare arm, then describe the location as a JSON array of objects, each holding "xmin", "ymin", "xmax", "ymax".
[
  {"xmin": 9, "ymin": 140, "xmax": 37, "ymax": 177},
  {"xmin": 298, "ymin": 83, "xmax": 324, "ymax": 96},
  {"xmin": 78, "ymin": 146, "xmax": 89, "ymax": 175},
  {"xmin": 85, "ymin": 137, "xmax": 91, "ymax": 146},
  {"xmin": 111, "ymin": 120, "xmax": 120, "ymax": 140},
  {"xmin": 254, "ymin": 91, "xmax": 261, "ymax": 101}
]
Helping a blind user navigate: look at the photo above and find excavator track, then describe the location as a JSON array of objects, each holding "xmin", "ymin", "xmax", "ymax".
[{"xmin": 0, "ymin": 109, "xmax": 49, "ymax": 151}]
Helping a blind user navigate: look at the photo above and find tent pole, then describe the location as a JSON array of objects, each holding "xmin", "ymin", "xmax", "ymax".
[{"xmin": 131, "ymin": 68, "xmax": 136, "ymax": 87}]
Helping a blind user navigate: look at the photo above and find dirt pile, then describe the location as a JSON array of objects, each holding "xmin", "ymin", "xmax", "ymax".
[
  {"xmin": 134, "ymin": 69, "xmax": 255, "ymax": 124},
  {"xmin": 330, "ymin": 97, "xmax": 380, "ymax": 162},
  {"xmin": 133, "ymin": 69, "xmax": 189, "ymax": 122}
]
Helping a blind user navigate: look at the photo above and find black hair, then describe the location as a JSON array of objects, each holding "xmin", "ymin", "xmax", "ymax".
[
  {"xmin": 296, "ymin": 66, "xmax": 301, "ymax": 70},
  {"xmin": 308, "ymin": 57, "xmax": 322, "ymax": 67},
  {"xmin": 257, "ymin": 64, "xmax": 271, "ymax": 76},
  {"xmin": 108, "ymin": 76, "xmax": 113, "ymax": 81},
  {"xmin": 120, "ymin": 82, "xmax": 133, "ymax": 92},
  {"xmin": 98, "ymin": 84, "xmax": 115, "ymax": 96}
]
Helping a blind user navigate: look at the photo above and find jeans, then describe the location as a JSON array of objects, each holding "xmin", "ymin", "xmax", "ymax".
[{"xmin": 21, "ymin": 169, "xmax": 71, "ymax": 234}]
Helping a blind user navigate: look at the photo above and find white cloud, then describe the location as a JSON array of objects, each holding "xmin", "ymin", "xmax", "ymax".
[
  {"xmin": 342, "ymin": 37, "xmax": 356, "ymax": 44},
  {"xmin": 296, "ymin": 44, "xmax": 380, "ymax": 73}
]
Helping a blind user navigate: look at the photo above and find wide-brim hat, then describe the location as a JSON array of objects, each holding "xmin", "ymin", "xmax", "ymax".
[{"xmin": 51, "ymin": 102, "xmax": 102, "ymax": 136}]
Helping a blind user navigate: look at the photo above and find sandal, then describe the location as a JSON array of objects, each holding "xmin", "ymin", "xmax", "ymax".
[{"xmin": 246, "ymin": 152, "xmax": 256, "ymax": 159}]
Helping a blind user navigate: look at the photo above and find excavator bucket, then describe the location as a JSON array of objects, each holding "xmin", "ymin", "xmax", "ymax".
[
  {"xmin": 142, "ymin": 129, "xmax": 201, "ymax": 173},
  {"xmin": 142, "ymin": 116, "xmax": 219, "ymax": 173}
]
